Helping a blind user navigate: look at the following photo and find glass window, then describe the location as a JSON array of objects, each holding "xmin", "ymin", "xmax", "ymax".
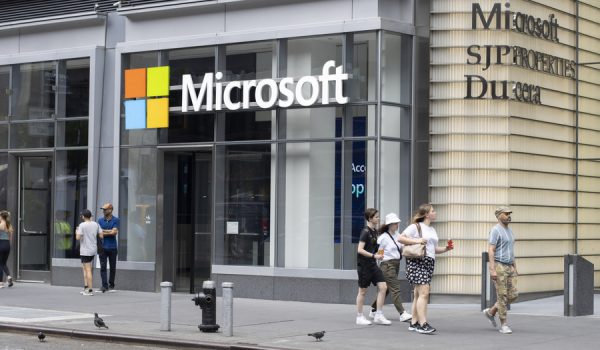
[
  {"xmin": 0, "ymin": 153, "xmax": 7, "ymax": 210},
  {"xmin": 57, "ymin": 120, "xmax": 88, "ymax": 147},
  {"xmin": 159, "ymin": 113, "xmax": 214, "ymax": 144},
  {"xmin": 382, "ymin": 32, "xmax": 412, "ymax": 104},
  {"xmin": 225, "ymin": 110, "xmax": 272, "ymax": 141},
  {"xmin": 0, "ymin": 67, "xmax": 9, "ymax": 121},
  {"xmin": 216, "ymin": 144, "xmax": 271, "ymax": 266},
  {"xmin": 14, "ymin": 62, "xmax": 56, "ymax": 120},
  {"xmin": 283, "ymin": 141, "xmax": 340, "ymax": 269},
  {"xmin": 10, "ymin": 122, "xmax": 54, "ymax": 148},
  {"xmin": 285, "ymin": 106, "xmax": 339, "ymax": 140},
  {"xmin": 350, "ymin": 32, "xmax": 377, "ymax": 102},
  {"xmin": 119, "ymin": 147, "xmax": 157, "ymax": 262},
  {"xmin": 63, "ymin": 58, "xmax": 90, "ymax": 118},
  {"xmin": 0, "ymin": 124, "xmax": 7, "ymax": 149},
  {"xmin": 54, "ymin": 150, "xmax": 88, "ymax": 259},
  {"xmin": 382, "ymin": 105, "xmax": 411, "ymax": 139},
  {"xmin": 129, "ymin": 52, "xmax": 159, "ymax": 69},
  {"xmin": 380, "ymin": 141, "xmax": 411, "ymax": 223},
  {"xmin": 343, "ymin": 105, "xmax": 376, "ymax": 137},
  {"xmin": 226, "ymin": 41, "xmax": 274, "ymax": 80},
  {"xmin": 168, "ymin": 47, "xmax": 214, "ymax": 107}
]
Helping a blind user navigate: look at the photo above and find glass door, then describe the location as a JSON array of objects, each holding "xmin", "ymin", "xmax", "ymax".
[{"xmin": 18, "ymin": 156, "xmax": 52, "ymax": 281}]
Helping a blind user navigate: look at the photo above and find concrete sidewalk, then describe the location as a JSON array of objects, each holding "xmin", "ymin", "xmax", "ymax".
[{"xmin": 0, "ymin": 282, "xmax": 599, "ymax": 350}]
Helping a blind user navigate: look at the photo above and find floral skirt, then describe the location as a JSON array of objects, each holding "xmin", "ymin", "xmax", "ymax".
[{"xmin": 405, "ymin": 256, "xmax": 435, "ymax": 285}]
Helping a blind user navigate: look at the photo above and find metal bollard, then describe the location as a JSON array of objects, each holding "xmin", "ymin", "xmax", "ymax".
[
  {"xmin": 222, "ymin": 282, "xmax": 234, "ymax": 337},
  {"xmin": 191, "ymin": 280, "xmax": 220, "ymax": 332},
  {"xmin": 160, "ymin": 281, "xmax": 173, "ymax": 331}
]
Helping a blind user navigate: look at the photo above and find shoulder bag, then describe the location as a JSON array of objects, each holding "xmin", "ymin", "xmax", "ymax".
[
  {"xmin": 385, "ymin": 232, "xmax": 403, "ymax": 259},
  {"xmin": 402, "ymin": 223, "xmax": 426, "ymax": 259},
  {"xmin": 96, "ymin": 223, "xmax": 105, "ymax": 255}
]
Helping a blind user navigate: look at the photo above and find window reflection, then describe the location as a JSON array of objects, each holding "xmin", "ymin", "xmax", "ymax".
[
  {"xmin": 15, "ymin": 62, "xmax": 56, "ymax": 120},
  {"xmin": 64, "ymin": 59, "xmax": 90, "ymax": 118},
  {"xmin": 0, "ymin": 153, "xmax": 6, "ymax": 210},
  {"xmin": 0, "ymin": 67, "xmax": 9, "ymax": 121},
  {"xmin": 10, "ymin": 122, "xmax": 54, "ymax": 148}
]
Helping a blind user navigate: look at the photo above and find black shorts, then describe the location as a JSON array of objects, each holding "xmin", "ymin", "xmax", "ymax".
[
  {"xmin": 81, "ymin": 255, "xmax": 94, "ymax": 263},
  {"xmin": 357, "ymin": 263, "xmax": 385, "ymax": 288}
]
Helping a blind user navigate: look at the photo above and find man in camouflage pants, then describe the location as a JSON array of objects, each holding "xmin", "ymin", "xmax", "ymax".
[{"xmin": 483, "ymin": 206, "xmax": 518, "ymax": 334}]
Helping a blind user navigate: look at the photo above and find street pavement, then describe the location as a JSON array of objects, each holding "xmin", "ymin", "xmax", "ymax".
[{"xmin": 1, "ymin": 282, "xmax": 599, "ymax": 350}]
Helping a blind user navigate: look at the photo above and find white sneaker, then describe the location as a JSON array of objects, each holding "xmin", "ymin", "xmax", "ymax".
[
  {"xmin": 399, "ymin": 311, "xmax": 412, "ymax": 322},
  {"xmin": 373, "ymin": 313, "xmax": 392, "ymax": 325},
  {"xmin": 356, "ymin": 315, "xmax": 372, "ymax": 325},
  {"xmin": 82, "ymin": 290, "xmax": 94, "ymax": 296},
  {"xmin": 368, "ymin": 309, "xmax": 376, "ymax": 319},
  {"xmin": 483, "ymin": 308, "xmax": 497, "ymax": 328},
  {"xmin": 499, "ymin": 325, "xmax": 512, "ymax": 334}
]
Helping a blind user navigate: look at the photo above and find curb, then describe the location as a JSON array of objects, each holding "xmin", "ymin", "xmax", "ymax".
[{"xmin": 0, "ymin": 323, "xmax": 293, "ymax": 350}]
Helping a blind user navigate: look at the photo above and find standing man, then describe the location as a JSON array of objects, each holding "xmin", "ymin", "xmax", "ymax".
[
  {"xmin": 76, "ymin": 209, "xmax": 102, "ymax": 296},
  {"xmin": 483, "ymin": 206, "xmax": 518, "ymax": 334},
  {"xmin": 98, "ymin": 203, "xmax": 119, "ymax": 293}
]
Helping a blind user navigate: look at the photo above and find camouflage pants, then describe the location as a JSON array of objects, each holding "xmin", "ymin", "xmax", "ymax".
[{"xmin": 494, "ymin": 263, "xmax": 518, "ymax": 323}]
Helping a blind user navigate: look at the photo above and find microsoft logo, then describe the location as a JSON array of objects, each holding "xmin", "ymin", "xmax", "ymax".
[{"xmin": 124, "ymin": 66, "xmax": 170, "ymax": 129}]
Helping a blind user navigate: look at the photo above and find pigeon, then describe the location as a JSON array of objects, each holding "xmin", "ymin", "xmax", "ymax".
[
  {"xmin": 37, "ymin": 331, "xmax": 46, "ymax": 342},
  {"xmin": 94, "ymin": 313, "xmax": 109, "ymax": 329},
  {"xmin": 308, "ymin": 330, "xmax": 325, "ymax": 341}
]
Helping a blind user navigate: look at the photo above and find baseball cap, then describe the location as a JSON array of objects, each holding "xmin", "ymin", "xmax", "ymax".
[
  {"xmin": 384, "ymin": 213, "xmax": 401, "ymax": 225},
  {"xmin": 80, "ymin": 209, "xmax": 92, "ymax": 218},
  {"xmin": 495, "ymin": 206, "xmax": 512, "ymax": 218}
]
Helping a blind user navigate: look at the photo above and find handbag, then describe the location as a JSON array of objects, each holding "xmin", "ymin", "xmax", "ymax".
[
  {"xmin": 96, "ymin": 223, "xmax": 105, "ymax": 255},
  {"xmin": 402, "ymin": 223, "xmax": 426, "ymax": 259}
]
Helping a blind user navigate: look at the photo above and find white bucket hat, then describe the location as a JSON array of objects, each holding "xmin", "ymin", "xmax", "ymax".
[{"xmin": 384, "ymin": 213, "xmax": 401, "ymax": 225}]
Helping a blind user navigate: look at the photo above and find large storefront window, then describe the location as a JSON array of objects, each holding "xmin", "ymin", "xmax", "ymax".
[
  {"xmin": 216, "ymin": 144, "xmax": 272, "ymax": 266},
  {"xmin": 0, "ymin": 153, "xmax": 7, "ymax": 210},
  {"xmin": 10, "ymin": 122, "xmax": 54, "ymax": 148},
  {"xmin": 119, "ymin": 147, "xmax": 157, "ymax": 262},
  {"xmin": 0, "ymin": 67, "xmax": 9, "ymax": 120},
  {"xmin": 351, "ymin": 32, "xmax": 377, "ymax": 102},
  {"xmin": 63, "ymin": 58, "xmax": 90, "ymax": 118},
  {"xmin": 381, "ymin": 141, "xmax": 411, "ymax": 222},
  {"xmin": 14, "ymin": 62, "xmax": 56, "ymax": 120},
  {"xmin": 382, "ymin": 32, "xmax": 412, "ymax": 105},
  {"xmin": 54, "ymin": 150, "xmax": 88, "ymax": 259}
]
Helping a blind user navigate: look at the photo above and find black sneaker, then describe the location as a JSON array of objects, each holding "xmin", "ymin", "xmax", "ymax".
[
  {"xmin": 408, "ymin": 322, "xmax": 420, "ymax": 332},
  {"xmin": 417, "ymin": 322, "xmax": 436, "ymax": 334},
  {"xmin": 100, "ymin": 287, "xmax": 108, "ymax": 293}
]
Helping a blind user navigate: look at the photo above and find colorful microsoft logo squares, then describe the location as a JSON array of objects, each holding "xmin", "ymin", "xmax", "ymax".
[{"xmin": 124, "ymin": 66, "xmax": 170, "ymax": 129}]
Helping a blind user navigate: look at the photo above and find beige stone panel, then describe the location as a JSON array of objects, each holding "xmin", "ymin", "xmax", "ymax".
[
  {"xmin": 579, "ymin": 18, "xmax": 600, "ymax": 36},
  {"xmin": 524, "ymin": 88, "xmax": 575, "ymax": 110},
  {"xmin": 510, "ymin": 29, "xmax": 576, "ymax": 52},
  {"xmin": 578, "ymin": 81, "xmax": 600, "ymax": 100},
  {"xmin": 510, "ymin": 223, "xmax": 574, "ymax": 240},
  {"xmin": 578, "ymin": 176, "xmax": 600, "ymax": 192},
  {"xmin": 510, "ymin": 188, "xmax": 575, "ymax": 207},
  {"xmin": 434, "ymin": 257, "xmax": 485, "ymax": 275},
  {"xmin": 431, "ymin": 47, "xmax": 478, "ymax": 65},
  {"xmin": 578, "ymin": 96, "xmax": 600, "ymax": 115},
  {"xmin": 510, "ymin": 135, "xmax": 575, "ymax": 158},
  {"xmin": 578, "ymin": 160, "xmax": 600, "ymax": 177},
  {"xmin": 432, "ymin": 81, "xmax": 512, "ymax": 99},
  {"xmin": 431, "ymin": 187, "xmax": 508, "ymax": 204},
  {"xmin": 516, "ymin": 240, "xmax": 575, "ymax": 257},
  {"xmin": 432, "ymin": 30, "xmax": 509, "ymax": 47},
  {"xmin": 510, "ymin": 118, "xmax": 575, "ymax": 143},
  {"xmin": 578, "ymin": 35, "xmax": 600, "ymax": 56},
  {"xmin": 509, "ymin": 205, "xmax": 575, "ymax": 223},
  {"xmin": 516, "ymin": 274, "xmax": 564, "ymax": 293},
  {"xmin": 509, "ymin": 103, "xmax": 574, "ymax": 126},
  {"xmin": 580, "ymin": 0, "xmax": 600, "ymax": 8},
  {"xmin": 431, "ymin": 116, "xmax": 509, "ymax": 134},
  {"xmin": 576, "ymin": 224, "xmax": 600, "ymax": 239},
  {"xmin": 518, "ymin": 0, "xmax": 576, "ymax": 17},
  {"xmin": 578, "ymin": 208, "xmax": 600, "ymax": 223},
  {"xmin": 510, "ymin": 153, "xmax": 574, "ymax": 174},
  {"xmin": 431, "ymin": 99, "xmax": 509, "ymax": 116},
  {"xmin": 508, "ymin": 68, "xmax": 577, "ymax": 95},
  {"xmin": 578, "ymin": 144, "xmax": 600, "ymax": 159},
  {"xmin": 578, "ymin": 49, "xmax": 600, "ymax": 65},
  {"xmin": 579, "ymin": 129, "xmax": 600, "ymax": 147},
  {"xmin": 430, "ymin": 275, "xmax": 480, "ymax": 295},
  {"xmin": 431, "ymin": 13, "xmax": 477, "ymax": 30},
  {"xmin": 435, "ymin": 204, "xmax": 511, "ymax": 222},
  {"xmin": 579, "ymin": 113, "xmax": 600, "ymax": 130},
  {"xmin": 431, "ymin": 151, "xmax": 509, "ymax": 169},
  {"xmin": 431, "ymin": 64, "xmax": 510, "ymax": 82},
  {"xmin": 435, "ymin": 223, "xmax": 504, "ymax": 240},
  {"xmin": 516, "ymin": 257, "xmax": 567, "ymax": 274},
  {"xmin": 580, "ymin": 2, "xmax": 600, "ymax": 22},
  {"xmin": 431, "ymin": 0, "xmax": 501, "ymax": 13},
  {"xmin": 577, "ymin": 240, "xmax": 600, "ymax": 254},
  {"xmin": 578, "ymin": 192, "xmax": 600, "ymax": 207},
  {"xmin": 432, "ymin": 134, "xmax": 509, "ymax": 152},
  {"xmin": 510, "ymin": 170, "xmax": 575, "ymax": 190},
  {"xmin": 432, "ymin": 169, "xmax": 509, "ymax": 187},
  {"xmin": 577, "ymin": 66, "xmax": 600, "ymax": 86}
]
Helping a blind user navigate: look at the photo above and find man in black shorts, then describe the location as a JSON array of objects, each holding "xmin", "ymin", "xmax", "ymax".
[
  {"xmin": 76, "ymin": 209, "xmax": 102, "ymax": 296},
  {"xmin": 355, "ymin": 208, "xmax": 391, "ymax": 325}
]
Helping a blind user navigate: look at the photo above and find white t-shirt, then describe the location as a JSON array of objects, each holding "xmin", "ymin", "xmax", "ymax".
[
  {"xmin": 377, "ymin": 231, "xmax": 402, "ymax": 261},
  {"xmin": 77, "ymin": 221, "xmax": 101, "ymax": 256},
  {"xmin": 401, "ymin": 223, "xmax": 439, "ymax": 259}
]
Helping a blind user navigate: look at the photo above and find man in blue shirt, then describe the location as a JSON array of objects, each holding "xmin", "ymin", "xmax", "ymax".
[{"xmin": 98, "ymin": 203, "xmax": 120, "ymax": 293}]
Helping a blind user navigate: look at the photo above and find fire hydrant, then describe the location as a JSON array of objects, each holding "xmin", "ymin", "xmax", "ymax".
[{"xmin": 191, "ymin": 280, "xmax": 220, "ymax": 332}]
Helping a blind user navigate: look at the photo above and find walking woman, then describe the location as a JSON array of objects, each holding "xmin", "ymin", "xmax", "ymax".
[
  {"xmin": 355, "ymin": 208, "xmax": 391, "ymax": 325},
  {"xmin": 0, "ymin": 210, "xmax": 14, "ymax": 288},
  {"xmin": 368, "ymin": 213, "xmax": 412, "ymax": 322},
  {"xmin": 399, "ymin": 204, "xmax": 453, "ymax": 334}
]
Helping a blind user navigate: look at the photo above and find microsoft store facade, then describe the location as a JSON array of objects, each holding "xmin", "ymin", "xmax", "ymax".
[
  {"xmin": 1, "ymin": 0, "xmax": 598, "ymax": 303},
  {"xmin": 0, "ymin": 0, "xmax": 428, "ymax": 302}
]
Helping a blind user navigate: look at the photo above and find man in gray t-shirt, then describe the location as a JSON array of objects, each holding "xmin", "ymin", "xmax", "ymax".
[
  {"xmin": 483, "ymin": 206, "xmax": 518, "ymax": 335},
  {"xmin": 76, "ymin": 209, "xmax": 102, "ymax": 296}
]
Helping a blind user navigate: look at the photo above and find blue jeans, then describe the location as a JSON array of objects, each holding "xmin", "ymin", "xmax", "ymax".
[{"xmin": 99, "ymin": 248, "xmax": 117, "ymax": 289}]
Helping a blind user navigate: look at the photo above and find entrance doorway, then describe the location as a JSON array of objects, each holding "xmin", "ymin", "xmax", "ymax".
[
  {"xmin": 163, "ymin": 150, "xmax": 212, "ymax": 293},
  {"xmin": 17, "ymin": 156, "xmax": 52, "ymax": 282}
]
